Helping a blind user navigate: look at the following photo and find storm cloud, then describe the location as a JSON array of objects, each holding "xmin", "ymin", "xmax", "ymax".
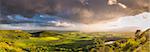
[
  {"xmin": 0, "ymin": 12, "xmax": 150, "ymax": 32},
  {"xmin": 0, "ymin": 0, "xmax": 149, "ymax": 23},
  {"xmin": 0, "ymin": 0, "xmax": 150, "ymax": 32}
]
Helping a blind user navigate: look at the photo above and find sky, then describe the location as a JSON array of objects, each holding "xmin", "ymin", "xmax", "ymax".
[
  {"xmin": 0, "ymin": 12, "xmax": 149, "ymax": 32},
  {"xmin": 0, "ymin": 0, "xmax": 149, "ymax": 32},
  {"xmin": 80, "ymin": 12, "xmax": 150, "ymax": 32}
]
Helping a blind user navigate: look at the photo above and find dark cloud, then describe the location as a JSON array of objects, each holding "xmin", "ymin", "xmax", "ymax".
[{"xmin": 0, "ymin": 0, "xmax": 149, "ymax": 24}]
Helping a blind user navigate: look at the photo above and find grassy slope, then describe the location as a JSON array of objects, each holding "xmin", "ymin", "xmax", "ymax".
[{"xmin": 0, "ymin": 30, "xmax": 149, "ymax": 52}]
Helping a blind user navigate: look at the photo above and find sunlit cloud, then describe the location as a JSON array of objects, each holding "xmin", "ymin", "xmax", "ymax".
[
  {"xmin": 0, "ymin": 12, "xmax": 149, "ymax": 32},
  {"xmin": 108, "ymin": 0, "xmax": 127, "ymax": 8},
  {"xmin": 80, "ymin": 12, "xmax": 150, "ymax": 32}
]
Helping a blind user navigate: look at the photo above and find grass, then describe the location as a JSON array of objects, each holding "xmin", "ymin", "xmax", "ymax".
[
  {"xmin": 30, "ymin": 37, "xmax": 60, "ymax": 41},
  {"xmin": 0, "ymin": 29, "xmax": 149, "ymax": 52}
]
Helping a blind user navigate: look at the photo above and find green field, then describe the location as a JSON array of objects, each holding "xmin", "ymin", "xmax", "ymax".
[{"xmin": 0, "ymin": 29, "xmax": 149, "ymax": 52}]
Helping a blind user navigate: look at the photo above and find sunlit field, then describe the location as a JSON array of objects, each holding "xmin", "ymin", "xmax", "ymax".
[{"xmin": 0, "ymin": 29, "xmax": 149, "ymax": 52}]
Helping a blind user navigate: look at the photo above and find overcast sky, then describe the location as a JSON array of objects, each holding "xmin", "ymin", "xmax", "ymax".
[
  {"xmin": 0, "ymin": 12, "xmax": 149, "ymax": 32},
  {"xmin": 0, "ymin": 0, "xmax": 149, "ymax": 32}
]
